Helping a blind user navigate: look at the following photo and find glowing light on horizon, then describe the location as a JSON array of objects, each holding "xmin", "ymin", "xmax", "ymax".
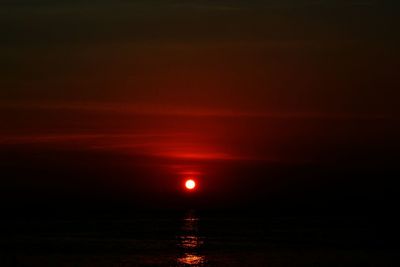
[{"xmin": 185, "ymin": 179, "xmax": 196, "ymax": 190}]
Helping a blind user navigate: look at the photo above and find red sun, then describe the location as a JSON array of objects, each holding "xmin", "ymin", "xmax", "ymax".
[{"xmin": 185, "ymin": 179, "xmax": 196, "ymax": 190}]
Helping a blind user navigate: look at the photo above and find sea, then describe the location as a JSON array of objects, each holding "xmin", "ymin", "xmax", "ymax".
[{"xmin": 0, "ymin": 210, "xmax": 398, "ymax": 266}]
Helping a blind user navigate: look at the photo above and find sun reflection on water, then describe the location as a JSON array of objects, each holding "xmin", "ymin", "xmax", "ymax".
[
  {"xmin": 176, "ymin": 210, "xmax": 206, "ymax": 266},
  {"xmin": 178, "ymin": 235, "xmax": 204, "ymax": 249},
  {"xmin": 177, "ymin": 253, "xmax": 206, "ymax": 266}
]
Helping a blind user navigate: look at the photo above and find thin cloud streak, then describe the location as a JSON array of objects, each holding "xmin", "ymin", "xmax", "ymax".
[{"xmin": 0, "ymin": 101, "xmax": 394, "ymax": 120}]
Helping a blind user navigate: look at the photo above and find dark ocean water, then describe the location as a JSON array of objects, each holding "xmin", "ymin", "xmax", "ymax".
[{"xmin": 0, "ymin": 211, "xmax": 398, "ymax": 266}]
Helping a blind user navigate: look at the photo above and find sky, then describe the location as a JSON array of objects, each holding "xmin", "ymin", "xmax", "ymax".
[{"xmin": 1, "ymin": 0, "xmax": 399, "ymax": 216}]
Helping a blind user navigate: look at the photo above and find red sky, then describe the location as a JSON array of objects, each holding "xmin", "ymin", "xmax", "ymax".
[{"xmin": 0, "ymin": 0, "xmax": 399, "ymax": 213}]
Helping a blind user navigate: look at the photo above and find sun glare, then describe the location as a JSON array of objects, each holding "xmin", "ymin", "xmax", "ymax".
[{"xmin": 185, "ymin": 179, "xmax": 196, "ymax": 190}]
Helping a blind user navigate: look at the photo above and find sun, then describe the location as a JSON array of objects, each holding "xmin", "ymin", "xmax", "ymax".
[{"xmin": 185, "ymin": 179, "xmax": 196, "ymax": 190}]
